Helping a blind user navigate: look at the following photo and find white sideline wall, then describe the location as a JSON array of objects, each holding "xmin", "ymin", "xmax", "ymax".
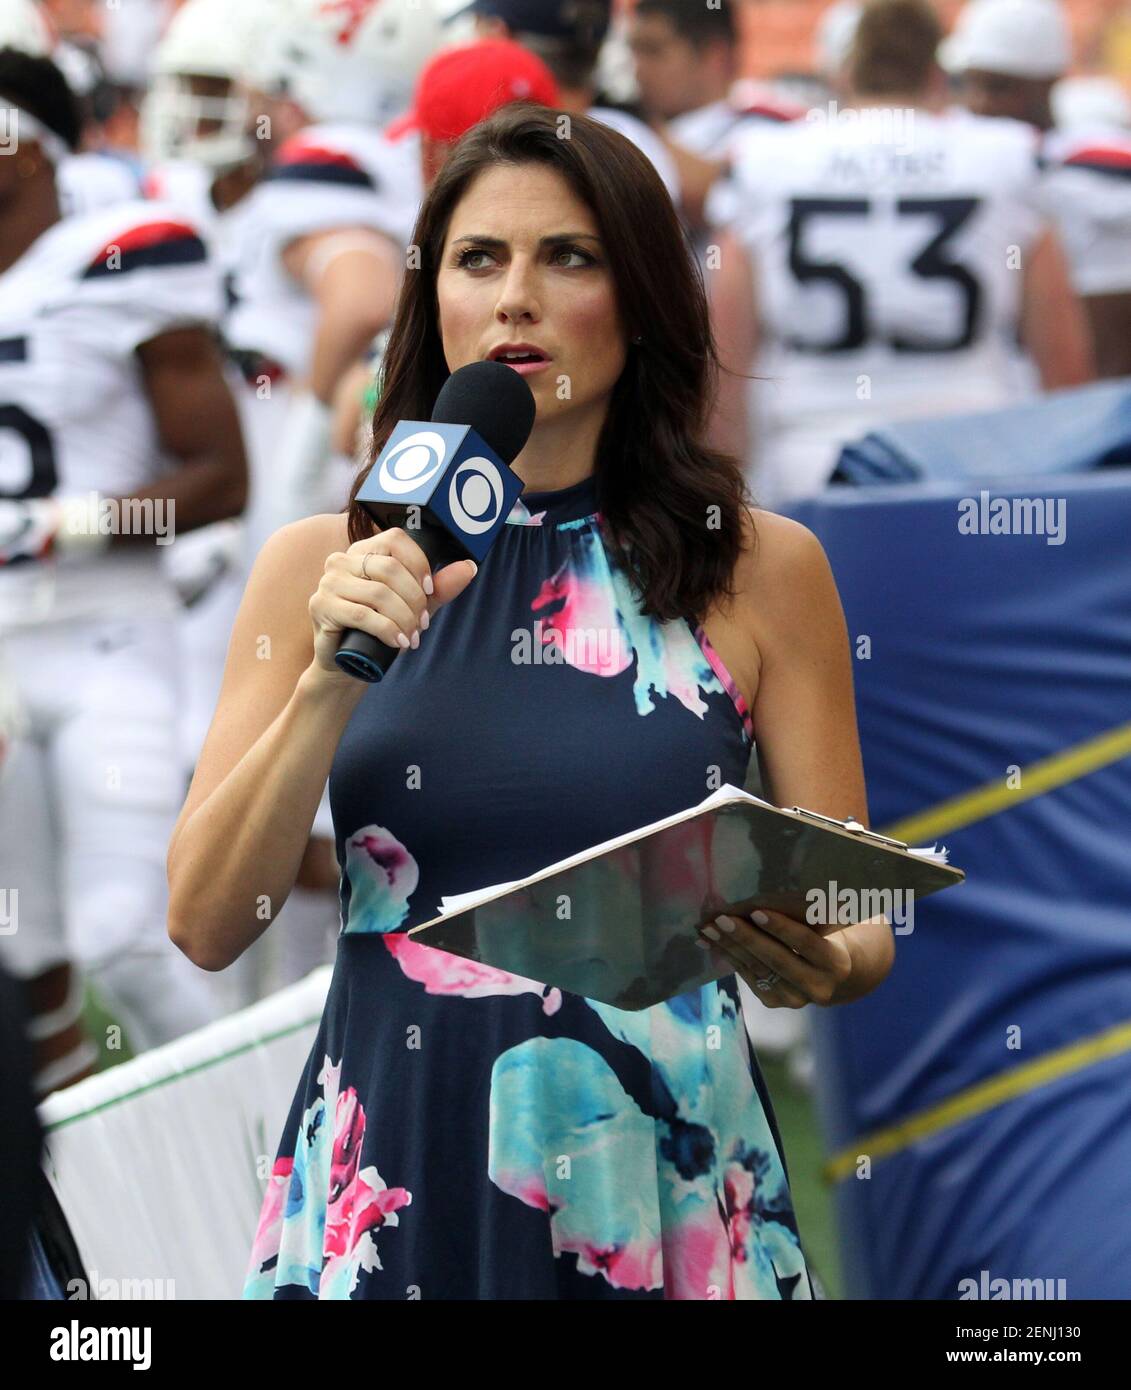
[{"xmin": 38, "ymin": 966, "xmax": 332, "ymax": 1301}]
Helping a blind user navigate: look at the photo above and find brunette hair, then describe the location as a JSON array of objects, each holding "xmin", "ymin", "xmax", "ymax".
[
  {"xmin": 848, "ymin": 0, "xmax": 943, "ymax": 97},
  {"xmin": 347, "ymin": 102, "xmax": 753, "ymax": 626}
]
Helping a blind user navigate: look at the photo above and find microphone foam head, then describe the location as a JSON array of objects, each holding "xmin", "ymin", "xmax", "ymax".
[{"xmin": 431, "ymin": 361, "xmax": 537, "ymax": 466}]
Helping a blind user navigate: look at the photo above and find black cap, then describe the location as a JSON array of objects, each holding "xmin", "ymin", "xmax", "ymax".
[{"xmin": 447, "ymin": 0, "xmax": 611, "ymax": 46}]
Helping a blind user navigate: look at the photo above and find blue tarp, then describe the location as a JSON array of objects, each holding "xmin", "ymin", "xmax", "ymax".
[
  {"xmin": 833, "ymin": 377, "xmax": 1131, "ymax": 485},
  {"xmin": 784, "ymin": 471, "xmax": 1131, "ymax": 1299}
]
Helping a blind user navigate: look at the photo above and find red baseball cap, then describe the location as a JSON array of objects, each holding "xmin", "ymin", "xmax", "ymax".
[{"xmin": 385, "ymin": 38, "xmax": 561, "ymax": 144}]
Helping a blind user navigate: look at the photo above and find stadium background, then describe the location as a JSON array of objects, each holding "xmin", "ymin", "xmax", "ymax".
[{"xmin": 620, "ymin": 0, "xmax": 1131, "ymax": 84}]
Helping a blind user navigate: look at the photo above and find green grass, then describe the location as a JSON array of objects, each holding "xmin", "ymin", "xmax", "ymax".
[
  {"xmin": 758, "ymin": 1052, "xmax": 842, "ymax": 1299},
  {"xmin": 82, "ymin": 985, "xmax": 135, "ymax": 1068}
]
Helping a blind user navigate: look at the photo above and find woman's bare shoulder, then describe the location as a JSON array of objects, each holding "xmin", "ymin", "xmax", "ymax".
[
  {"xmin": 742, "ymin": 506, "xmax": 827, "ymax": 581},
  {"xmin": 739, "ymin": 506, "xmax": 840, "ymax": 636},
  {"xmin": 252, "ymin": 511, "xmax": 352, "ymax": 591},
  {"xmin": 234, "ymin": 511, "xmax": 353, "ymax": 662},
  {"xmin": 281, "ymin": 510, "xmax": 352, "ymax": 565}
]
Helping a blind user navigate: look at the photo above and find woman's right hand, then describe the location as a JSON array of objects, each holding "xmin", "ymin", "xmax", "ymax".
[{"xmin": 308, "ymin": 527, "xmax": 478, "ymax": 684}]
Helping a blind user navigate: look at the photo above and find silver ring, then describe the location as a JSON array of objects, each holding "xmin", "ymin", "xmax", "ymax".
[
  {"xmin": 754, "ymin": 971, "xmax": 780, "ymax": 993},
  {"xmin": 362, "ymin": 552, "xmax": 376, "ymax": 581}
]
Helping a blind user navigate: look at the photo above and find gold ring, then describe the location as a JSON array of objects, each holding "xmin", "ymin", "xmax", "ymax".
[{"xmin": 362, "ymin": 552, "xmax": 375, "ymax": 581}]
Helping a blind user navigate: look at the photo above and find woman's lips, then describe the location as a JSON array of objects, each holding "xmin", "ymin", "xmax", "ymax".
[{"xmin": 498, "ymin": 358, "xmax": 553, "ymax": 377}]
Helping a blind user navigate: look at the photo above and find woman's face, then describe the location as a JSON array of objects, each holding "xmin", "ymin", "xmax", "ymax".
[{"xmin": 435, "ymin": 163, "xmax": 629, "ymax": 434}]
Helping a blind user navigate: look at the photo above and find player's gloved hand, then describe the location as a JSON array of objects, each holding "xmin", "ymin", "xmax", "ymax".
[
  {"xmin": 0, "ymin": 498, "xmax": 62, "ymax": 565},
  {"xmin": 0, "ymin": 495, "xmax": 111, "ymax": 566}
]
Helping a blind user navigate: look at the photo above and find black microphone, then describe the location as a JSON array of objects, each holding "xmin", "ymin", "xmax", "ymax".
[{"xmin": 334, "ymin": 361, "xmax": 537, "ymax": 683}]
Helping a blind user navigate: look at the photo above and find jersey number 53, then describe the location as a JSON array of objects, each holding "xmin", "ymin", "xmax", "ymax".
[{"xmin": 785, "ymin": 196, "xmax": 984, "ymax": 354}]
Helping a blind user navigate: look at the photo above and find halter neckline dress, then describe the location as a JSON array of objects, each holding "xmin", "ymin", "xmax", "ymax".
[{"xmin": 243, "ymin": 471, "xmax": 815, "ymax": 1300}]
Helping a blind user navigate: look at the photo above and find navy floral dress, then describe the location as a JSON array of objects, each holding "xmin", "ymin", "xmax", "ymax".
[{"xmin": 243, "ymin": 473, "xmax": 815, "ymax": 1300}]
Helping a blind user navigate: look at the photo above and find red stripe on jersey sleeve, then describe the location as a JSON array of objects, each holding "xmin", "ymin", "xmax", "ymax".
[
  {"xmin": 739, "ymin": 100, "xmax": 802, "ymax": 123},
  {"xmin": 86, "ymin": 219, "xmax": 200, "ymax": 269},
  {"xmin": 1062, "ymin": 145, "xmax": 1131, "ymax": 170},
  {"xmin": 273, "ymin": 139, "xmax": 365, "ymax": 173}
]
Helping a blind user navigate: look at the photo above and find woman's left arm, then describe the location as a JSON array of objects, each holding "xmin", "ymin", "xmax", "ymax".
[{"xmin": 699, "ymin": 513, "xmax": 895, "ymax": 1008}]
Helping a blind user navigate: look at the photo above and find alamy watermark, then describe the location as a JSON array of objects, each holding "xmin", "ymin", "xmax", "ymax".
[
  {"xmin": 805, "ymin": 99, "xmax": 916, "ymax": 154},
  {"xmin": 60, "ymin": 493, "xmax": 176, "ymax": 545},
  {"xmin": 958, "ymin": 1270, "xmax": 1068, "ymax": 1300},
  {"xmin": 805, "ymin": 882, "xmax": 915, "ymax": 935},
  {"xmin": 957, "ymin": 490, "xmax": 1066, "ymax": 545},
  {"xmin": 66, "ymin": 1269, "xmax": 175, "ymax": 1300},
  {"xmin": 0, "ymin": 106, "xmax": 19, "ymax": 156},
  {"xmin": 511, "ymin": 621, "xmax": 620, "ymax": 668}
]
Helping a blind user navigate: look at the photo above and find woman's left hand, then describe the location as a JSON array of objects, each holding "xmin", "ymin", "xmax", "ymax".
[{"xmin": 696, "ymin": 907, "xmax": 853, "ymax": 1009}]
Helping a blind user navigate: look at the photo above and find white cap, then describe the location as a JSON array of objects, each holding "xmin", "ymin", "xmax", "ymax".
[{"xmin": 940, "ymin": 0, "xmax": 1071, "ymax": 80}]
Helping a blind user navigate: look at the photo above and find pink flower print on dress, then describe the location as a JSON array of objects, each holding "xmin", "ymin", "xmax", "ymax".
[
  {"xmin": 245, "ymin": 1155, "xmax": 294, "ymax": 1286},
  {"xmin": 322, "ymin": 1085, "xmax": 412, "ymax": 1296},
  {"xmin": 342, "ymin": 825, "xmax": 420, "ymax": 933},
  {"xmin": 506, "ymin": 496, "xmax": 547, "ymax": 525},
  {"xmin": 531, "ymin": 532, "xmax": 631, "ymax": 677},
  {"xmin": 383, "ymin": 932, "xmax": 563, "ymax": 1014}
]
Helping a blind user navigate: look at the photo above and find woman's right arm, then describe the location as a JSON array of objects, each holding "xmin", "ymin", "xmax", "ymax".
[{"xmin": 166, "ymin": 513, "xmax": 476, "ymax": 971}]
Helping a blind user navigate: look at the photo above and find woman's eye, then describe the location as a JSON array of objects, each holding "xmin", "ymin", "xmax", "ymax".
[
  {"xmin": 551, "ymin": 246, "xmax": 594, "ymax": 268},
  {"xmin": 455, "ymin": 246, "xmax": 595, "ymax": 270}
]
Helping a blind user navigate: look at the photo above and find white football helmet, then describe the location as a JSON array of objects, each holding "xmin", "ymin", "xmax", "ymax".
[
  {"xmin": 140, "ymin": 0, "xmax": 258, "ymax": 170},
  {"xmin": 248, "ymin": 0, "xmax": 447, "ymax": 128},
  {"xmin": 0, "ymin": 0, "xmax": 53, "ymax": 56}
]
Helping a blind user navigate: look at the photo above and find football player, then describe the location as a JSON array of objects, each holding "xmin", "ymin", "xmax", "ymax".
[
  {"xmin": 141, "ymin": 0, "xmax": 264, "ymax": 794},
  {"xmin": 228, "ymin": 0, "xmax": 444, "ymax": 555},
  {"xmin": 0, "ymin": 47, "xmax": 247, "ymax": 1087},
  {"xmin": 705, "ymin": 0, "xmax": 1093, "ymax": 510},
  {"xmin": 943, "ymin": 0, "xmax": 1131, "ymax": 379},
  {"xmin": 627, "ymin": 0, "xmax": 802, "ymax": 273},
  {"xmin": 214, "ymin": 0, "xmax": 447, "ymax": 996}
]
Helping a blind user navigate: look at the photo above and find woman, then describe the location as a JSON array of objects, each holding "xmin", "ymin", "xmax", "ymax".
[{"xmin": 168, "ymin": 103, "xmax": 893, "ymax": 1300}]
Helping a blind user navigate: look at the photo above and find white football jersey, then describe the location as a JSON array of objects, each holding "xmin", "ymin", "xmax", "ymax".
[
  {"xmin": 225, "ymin": 123, "xmax": 422, "ymax": 380},
  {"xmin": 0, "ymin": 201, "xmax": 224, "ymax": 627},
  {"xmin": 712, "ymin": 108, "xmax": 1046, "ymax": 505},
  {"xmin": 56, "ymin": 151, "xmax": 143, "ymax": 218},
  {"xmin": 142, "ymin": 159, "xmax": 256, "ymax": 307},
  {"xmin": 669, "ymin": 91, "xmax": 800, "ymax": 161},
  {"xmin": 1036, "ymin": 126, "xmax": 1131, "ymax": 296}
]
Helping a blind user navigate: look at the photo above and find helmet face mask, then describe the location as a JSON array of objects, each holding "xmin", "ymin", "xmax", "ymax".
[{"xmin": 141, "ymin": 71, "xmax": 255, "ymax": 170}]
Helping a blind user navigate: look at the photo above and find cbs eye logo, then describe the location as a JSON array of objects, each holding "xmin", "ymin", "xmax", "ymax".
[
  {"xmin": 449, "ymin": 457, "xmax": 504, "ymax": 535},
  {"xmin": 378, "ymin": 430, "xmax": 449, "ymax": 494}
]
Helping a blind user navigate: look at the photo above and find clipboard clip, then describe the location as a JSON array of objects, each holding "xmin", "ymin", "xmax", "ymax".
[{"xmin": 785, "ymin": 805, "xmax": 909, "ymax": 851}]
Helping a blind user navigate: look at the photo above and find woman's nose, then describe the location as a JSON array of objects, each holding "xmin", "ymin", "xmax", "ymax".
[{"xmin": 495, "ymin": 256, "xmax": 541, "ymax": 324}]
